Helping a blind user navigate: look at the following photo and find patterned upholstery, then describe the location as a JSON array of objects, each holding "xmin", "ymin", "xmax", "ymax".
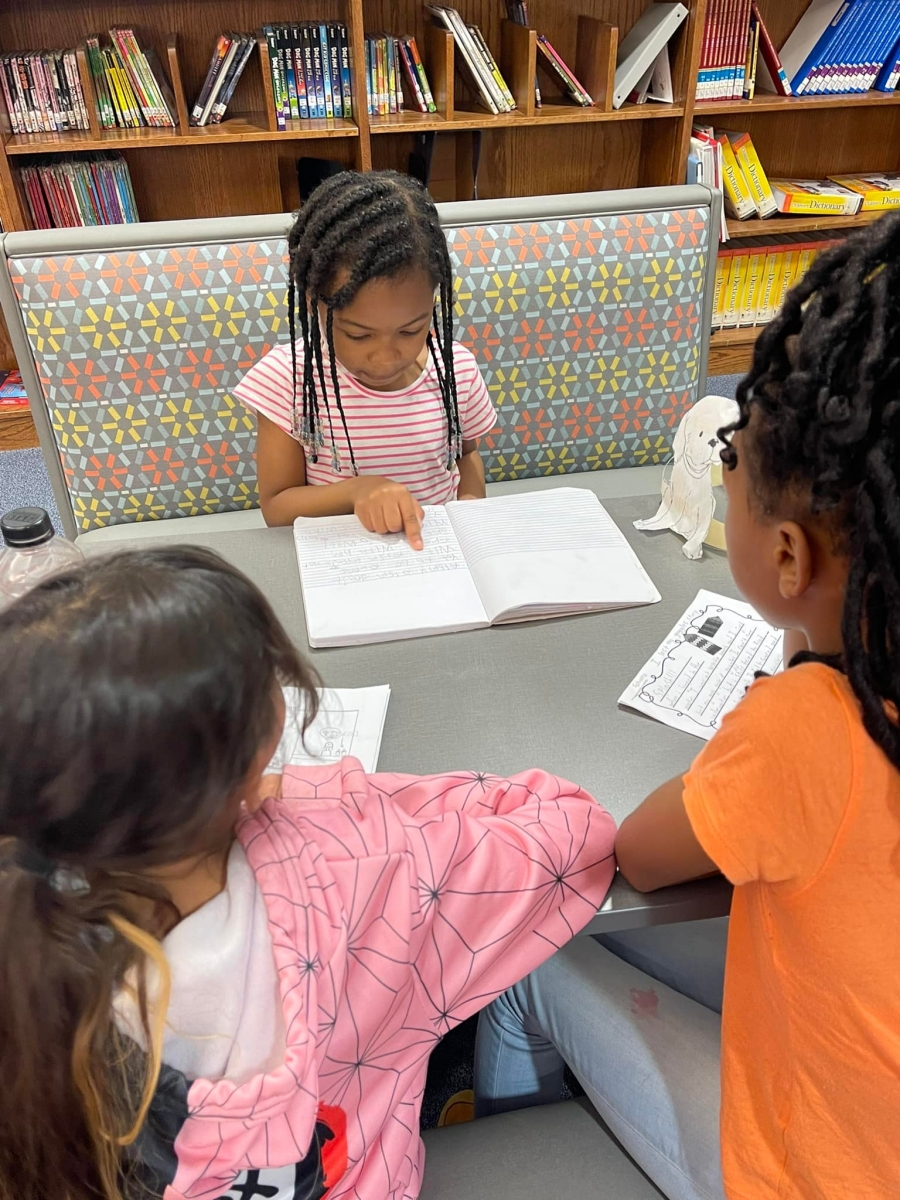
[{"xmin": 7, "ymin": 205, "xmax": 709, "ymax": 532}]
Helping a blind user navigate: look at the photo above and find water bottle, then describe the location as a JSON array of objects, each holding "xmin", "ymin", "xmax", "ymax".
[{"xmin": 0, "ymin": 507, "xmax": 84, "ymax": 608}]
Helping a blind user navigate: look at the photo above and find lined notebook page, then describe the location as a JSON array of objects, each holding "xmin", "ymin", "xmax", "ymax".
[
  {"xmin": 293, "ymin": 507, "xmax": 488, "ymax": 646},
  {"xmin": 448, "ymin": 489, "xmax": 660, "ymax": 622}
]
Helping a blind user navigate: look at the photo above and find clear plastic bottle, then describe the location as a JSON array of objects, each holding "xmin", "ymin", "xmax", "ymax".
[{"xmin": 0, "ymin": 507, "xmax": 83, "ymax": 608}]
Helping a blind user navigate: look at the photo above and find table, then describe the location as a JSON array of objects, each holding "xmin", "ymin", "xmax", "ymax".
[{"xmin": 85, "ymin": 479, "xmax": 736, "ymax": 934}]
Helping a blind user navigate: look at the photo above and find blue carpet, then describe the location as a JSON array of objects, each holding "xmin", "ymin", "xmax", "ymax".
[
  {"xmin": 0, "ymin": 377, "xmax": 741, "ymax": 535},
  {"xmin": 0, "ymin": 446, "xmax": 62, "ymax": 531}
]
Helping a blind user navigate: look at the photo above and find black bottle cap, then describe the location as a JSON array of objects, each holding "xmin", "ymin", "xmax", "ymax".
[{"xmin": 1, "ymin": 507, "xmax": 54, "ymax": 548}]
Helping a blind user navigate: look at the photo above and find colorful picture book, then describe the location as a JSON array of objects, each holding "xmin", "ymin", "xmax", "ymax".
[
  {"xmin": 263, "ymin": 23, "xmax": 353, "ymax": 128},
  {"xmin": 0, "ymin": 50, "xmax": 91, "ymax": 134},
  {"xmin": 86, "ymin": 29, "xmax": 176, "ymax": 129},
  {"xmin": 0, "ymin": 370, "xmax": 28, "ymax": 411},
  {"xmin": 20, "ymin": 153, "xmax": 139, "ymax": 228},
  {"xmin": 712, "ymin": 231, "xmax": 845, "ymax": 329},
  {"xmin": 425, "ymin": 6, "xmax": 516, "ymax": 113},
  {"xmin": 191, "ymin": 33, "xmax": 256, "ymax": 126}
]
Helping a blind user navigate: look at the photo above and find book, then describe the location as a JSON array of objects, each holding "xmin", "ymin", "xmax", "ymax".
[
  {"xmin": 536, "ymin": 35, "xmax": 594, "ymax": 105},
  {"xmin": 716, "ymin": 130, "xmax": 756, "ymax": 219},
  {"xmin": 829, "ymin": 171, "xmax": 900, "ymax": 207},
  {"xmin": 262, "ymin": 23, "xmax": 350, "ymax": 122},
  {"xmin": 712, "ymin": 230, "xmax": 847, "ymax": 327},
  {"xmin": 770, "ymin": 178, "xmax": 864, "ymax": 215},
  {"xmin": 110, "ymin": 28, "xmax": 175, "ymax": 127},
  {"xmin": 0, "ymin": 370, "xmax": 27, "ymax": 409},
  {"xmin": 690, "ymin": 127, "xmax": 729, "ymax": 240},
  {"xmin": 211, "ymin": 34, "xmax": 256, "ymax": 124},
  {"xmin": 738, "ymin": 238, "xmax": 769, "ymax": 325},
  {"xmin": 338, "ymin": 24, "xmax": 353, "ymax": 118},
  {"xmin": 292, "ymin": 489, "xmax": 660, "ymax": 648},
  {"xmin": 406, "ymin": 36, "xmax": 437, "ymax": 111},
  {"xmin": 725, "ymin": 130, "xmax": 776, "ymax": 217},
  {"xmin": 615, "ymin": 3, "xmax": 689, "ymax": 109}
]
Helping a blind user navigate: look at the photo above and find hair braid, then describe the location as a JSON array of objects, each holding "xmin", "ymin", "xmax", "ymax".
[
  {"xmin": 286, "ymin": 170, "xmax": 462, "ymax": 475},
  {"xmin": 722, "ymin": 212, "xmax": 900, "ymax": 769}
]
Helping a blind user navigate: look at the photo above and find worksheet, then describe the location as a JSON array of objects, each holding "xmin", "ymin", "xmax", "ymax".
[
  {"xmin": 266, "ymin": 685, "xmax": 391, "ymax": 773},
  {"xmin": 618, "ymin": 589, "xmax": 783, "ymax": 740}
]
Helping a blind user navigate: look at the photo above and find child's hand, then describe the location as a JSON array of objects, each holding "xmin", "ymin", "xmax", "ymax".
[{"xmin": 354, "ymin": 478, "xmax": 425, "ymax": 550}]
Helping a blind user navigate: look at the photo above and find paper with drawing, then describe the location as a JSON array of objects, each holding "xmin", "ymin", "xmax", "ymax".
[
  {"xmin": 266, "ymin": 685, "xmax": 391, "ymax": 774},
  {"xmin": 619, "ymin": 590, "xmax": 783, "ymax": 740}
]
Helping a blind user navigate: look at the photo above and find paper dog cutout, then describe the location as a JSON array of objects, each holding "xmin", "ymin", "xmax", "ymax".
[{"xmin": 634, "ymin": 394, "xmax": 739, "ymax": 560}]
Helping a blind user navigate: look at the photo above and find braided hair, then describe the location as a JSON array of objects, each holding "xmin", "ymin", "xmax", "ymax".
[
  {"xmin": 722, "ymin": 213, "xmax": 900, "ymax": 770},
  {"xmin": 286, "ymin": 169, "xmax": 462, "ymax": 475}
]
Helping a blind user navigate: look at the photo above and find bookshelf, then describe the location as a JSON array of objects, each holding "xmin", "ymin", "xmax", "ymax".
[{"xmin": 0, "ymin": 0, "xmax": 897, "ymax": 383}]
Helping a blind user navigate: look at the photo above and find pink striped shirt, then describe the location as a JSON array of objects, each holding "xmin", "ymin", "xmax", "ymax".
[{"xmin": 235, "ymin": 342, "xmax": 497, "ymax": 506}]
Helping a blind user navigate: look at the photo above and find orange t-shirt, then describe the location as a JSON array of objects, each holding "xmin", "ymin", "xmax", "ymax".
[{"xmin": 683, "ymin": 662, "xmax": 900, "ymax": 1199}]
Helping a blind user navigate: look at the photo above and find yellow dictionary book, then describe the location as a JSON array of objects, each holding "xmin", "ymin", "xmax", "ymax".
[
  {"xmin": 723, "ymin": 245, "xmax": 750, "ymax": 327},
  {"xmin": 738, "ymin": 238, "xmax": 769, "ymax": 326},
  {"xmin": 716, "ymin": 132, "xmax": 756, "ymax": 220},
  {"xmin": 712, "ymin": 253, "xmax": 733, "ymax": 328},
  {"xmin": 758, "ymin": 240, "xmax": 785, "ymax": 325},
  {"xmin": 774, "ymin": 237, "xmax": 804, "ymax": 309},
  {"xmin": 727, "ymin": 131, "xmax": 777, "ymax": 218},
  {"xmin": 795, "ymin": 239, "xmax": 820, "ymax": 284},
  {"xmin": 828, "ymin": 173, "xmax": 900, "ymax": 210},
  {"xmin": 769, "ymin": 179, "xmax": 863, "ymax": 216}
]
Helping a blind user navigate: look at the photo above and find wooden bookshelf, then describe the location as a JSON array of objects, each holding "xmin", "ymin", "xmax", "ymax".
[{"xmin": 0, "ymin": 0, "xmax": 897, "ymax": 379}]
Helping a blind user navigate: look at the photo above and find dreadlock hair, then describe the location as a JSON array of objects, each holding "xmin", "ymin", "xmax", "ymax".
[
  {"xmin": 286, "ymin": 169, "xmax": 462, "ymax": 476},
  {"xmin": 721, "ymin": 211, "xmax": 900, "ymax": 771}
]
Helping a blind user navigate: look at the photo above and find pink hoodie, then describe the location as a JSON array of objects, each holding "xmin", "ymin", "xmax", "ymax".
[{"xmin": 143, "ymin": 760, "xmax": 615, "ymax": 1200}]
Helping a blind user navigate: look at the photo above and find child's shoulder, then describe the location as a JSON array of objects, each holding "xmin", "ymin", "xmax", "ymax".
[{"xmin": 734, "ymin": 660, "xmax": 861, "ymax": 752}]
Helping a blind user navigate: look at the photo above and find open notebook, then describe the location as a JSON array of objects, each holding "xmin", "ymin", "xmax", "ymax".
[{"xmin": 293, "ymin": 488, "xmax": 660, "ymax": 647}]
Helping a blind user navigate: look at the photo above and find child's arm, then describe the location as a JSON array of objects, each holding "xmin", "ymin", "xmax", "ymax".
[
  {"xmin": 457, "ymin": 439, "xmax": 486, "ymax": 500},
  {"xmin": 615, "ymin": 776, "xmax": 719, "ymax": 893},
  {"xmin": 257, "ymin": 414, "xmax": 424, "ymax": 548}
]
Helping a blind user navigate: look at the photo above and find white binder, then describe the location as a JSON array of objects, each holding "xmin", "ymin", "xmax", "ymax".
[{"xmin": 613, "ymin": 2, "xmax": 689, "ymax": 109}]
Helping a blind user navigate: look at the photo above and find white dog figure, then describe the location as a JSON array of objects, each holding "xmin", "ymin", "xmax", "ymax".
[{"xmin": 634, "ymin": 394, "xmax": 739, "ymax": 560}]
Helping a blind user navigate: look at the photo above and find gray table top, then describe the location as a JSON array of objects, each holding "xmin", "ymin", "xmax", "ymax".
[{"xmin": 86, "ymin": 478, "xmax": 735, "ymax": 933}]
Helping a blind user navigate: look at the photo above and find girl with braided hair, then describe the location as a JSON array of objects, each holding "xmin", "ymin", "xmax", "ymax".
[
  {"xmin": 235, "ymin": 170, "xmax": 496, "ymax": 548},
  {"xmin": 475, "ymin": 215, "xmax": 900, "ymax": 1200}
]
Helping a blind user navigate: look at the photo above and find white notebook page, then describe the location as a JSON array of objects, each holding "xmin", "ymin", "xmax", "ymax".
[
  {"xmin": 447, "ymin": 489, "xmax": 661, "ymax": 622},
  {"xmin": 293, "ymin": 507, "xmax": 488, "ymax": 645}
]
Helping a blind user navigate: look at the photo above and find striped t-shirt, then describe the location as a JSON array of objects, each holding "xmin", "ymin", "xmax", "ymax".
[{"xmin": 235, "ymin": 341, "xmax": 497, "ymax": 506}]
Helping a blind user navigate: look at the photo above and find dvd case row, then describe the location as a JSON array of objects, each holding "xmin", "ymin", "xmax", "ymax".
[
  {"xmin": 21, "ymin": 154, "xmax": 139, "ymax": 229},
  {"xmin": 264, "ymin": 23, "xmax": 353, "ymax": 127}
]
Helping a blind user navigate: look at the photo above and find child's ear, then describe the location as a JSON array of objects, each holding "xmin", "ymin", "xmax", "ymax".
[{"xmin": 774, "ymin": 520, "xmax": 814, "ymax": 600}]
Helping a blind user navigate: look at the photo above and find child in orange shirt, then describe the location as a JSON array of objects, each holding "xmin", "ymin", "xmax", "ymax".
[{"xmin": 475, "ymin": 216, "xmax": 900, "ymax": 1199}]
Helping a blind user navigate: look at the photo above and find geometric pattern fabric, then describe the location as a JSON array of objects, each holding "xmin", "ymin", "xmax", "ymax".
[{"xmin": 10, "ymin": 207, "xmax": 708, "ymax": 531}]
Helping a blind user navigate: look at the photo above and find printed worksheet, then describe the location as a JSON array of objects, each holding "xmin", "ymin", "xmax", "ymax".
[
  {"xmin": 266, "ymin": 685, "xmax": 391, "ymax": 773},
  {"xmin": 619, "ymin": 589, "xmax": 783, "ymax": 740}
]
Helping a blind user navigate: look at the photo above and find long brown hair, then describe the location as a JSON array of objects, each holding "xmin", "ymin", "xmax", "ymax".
[{"xmin": 0, "ymin": 547, "xmax": 319, "ymax": 1200}]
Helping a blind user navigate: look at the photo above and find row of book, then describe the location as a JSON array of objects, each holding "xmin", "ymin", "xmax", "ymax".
[
  {"xmin": 698, "ymin": 123, "xmax": 900, "ymax": 219},
  {"xmin": 365, "ymin": 35, "xmax": 436, "ymax": 116},
  {"xmin": 20, "ymin": 153, "xmax": 139, "ymax": 230},
  {"xmin": 426, "ymin": 5, "xmax": 517, "ymax": 113},
  {"xmin": 697, "ymin": 0, "xmax": 900, "ymax": 100},
  {"xmin": 1, "ymin": 50, "xmax": 91, "ymax": 134},
  {"xmin": 779, "ymin": 0, "xmax": 900, "ymax": 95},
  {"xmin": 264, "ymin": 22, "xmax": 352, "ymax": 127},
  {"xmin": 86, "ymin": 30, "xmax": 176, "ymax": 129},
  {"xmin": 191, "ymin": 33, "xmax": 256, "ymax": 126},
  {"xmin": 696, "ymin": 0, "xmax": 789, "ymax": 99},
  {"xmin": 713, "ymin": 231, "xmax": 845, "ymax": 328}
]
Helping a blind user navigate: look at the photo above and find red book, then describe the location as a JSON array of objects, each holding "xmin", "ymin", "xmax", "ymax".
[{"xmin": 751, "ymin": 1, "xmax": 792, "ymax": 95}]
